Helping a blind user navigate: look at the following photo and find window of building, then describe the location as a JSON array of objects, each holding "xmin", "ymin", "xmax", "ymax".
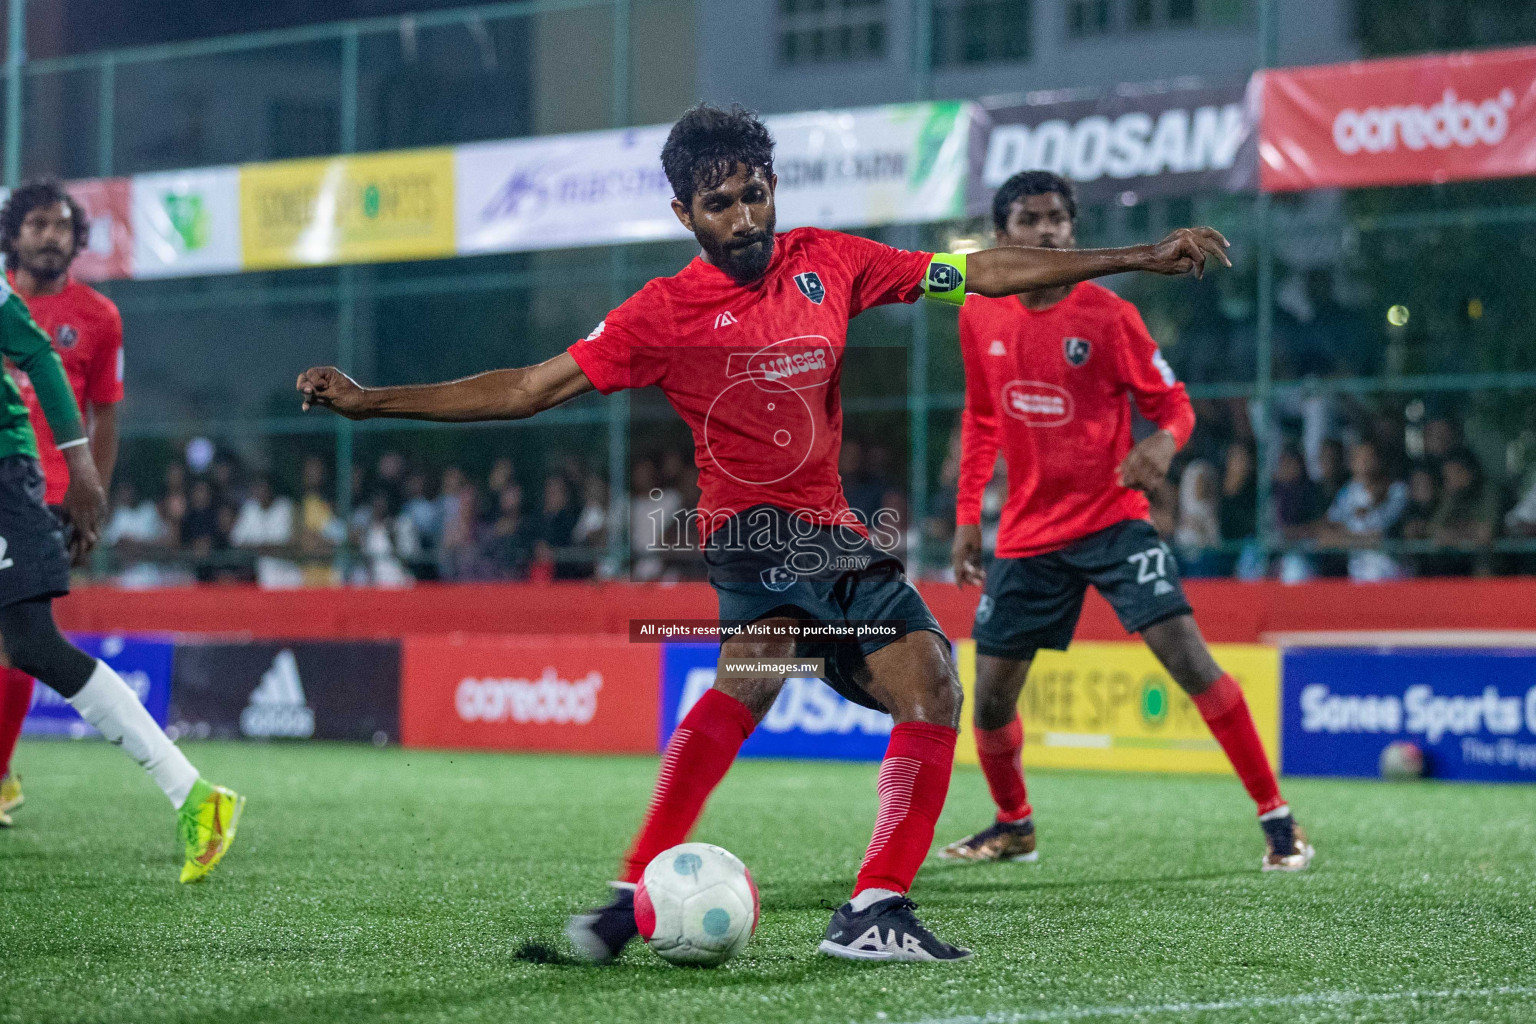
[
  {"xmin": 779, "ymin": 0, "xmax": 888, "ymax": 66},
  {"xmin": 1126, "ymin": 0, "xmax": 1249, "ymax": 32},
  {"xmin": 931, "ymin": 0, "xmax": 1033, "ymax": 67},
  {"xmin": 1067, "ymin": 0, "xmax": 1114, "ymax": 37}
]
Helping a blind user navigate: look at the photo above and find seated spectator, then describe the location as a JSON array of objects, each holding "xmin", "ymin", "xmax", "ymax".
[
  {"xmin": 1322, "ymin": 440, "xmax": 1408, "ymax": 582},
  {"xmin": 1398, "ymin": 463, "xmax": 1439, "ymax": 542},
  {"xmin": 1503, "ymin": 469, "xmax": 1536, "ymax": 538},
  {"xmin": 1174, "ymin": 460, "xmax": 1224, "ymax": 577},
  {"xmin": 1426, "ymin": 448, "xmax": 1500, "ymax": 576},
  {"xmin": 160, "ymin": 462, "xmax": 188, "ymax": 542},
  {"xmin": 104, "ymin": 481, "xmax": 168, "ymax": 548},
  {"xmin": 538, "ymin": 475, "xmax": 584, "ymax": 579},
  {"xmin": 181, "ymin": 478, "xmax": 230, "ymax": 581},
  {"xmin": 1270, "ymin": 447, "xmax": 1322, "ymax": 583},
  {"xmin": 230, "ymin": 476, "xmax": 295, "ymax": 548},
  {"xmin": 297, "ymin": 456, "xmax": 341, "ymax": 554},
  {"xmin": 485, "ymin": 483, "xmax": 534, "ymax": 579},
  {"xmin": 438, "ymin": 479, "xmax": 482, "ymax": 581},
  {"xmin": 572, "ymin": 474, "xmax": 608, "ymax": 550},
  {"xmin": 1312, "ymin": 437, "xmax": 1348, "ymax": 507}
]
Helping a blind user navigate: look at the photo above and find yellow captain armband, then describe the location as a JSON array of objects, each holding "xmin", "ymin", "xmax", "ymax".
[{"xmin": 922, "ymin": 253, "xmax": 967, "ymax": 305}]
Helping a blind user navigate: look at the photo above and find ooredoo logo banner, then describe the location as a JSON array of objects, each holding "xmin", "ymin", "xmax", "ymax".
[
  {"xmin": 1259, "ymin": 46, "xmax": 1536, "ymax": 191},
  {"xmin": 401, "ymin": 635, "xmax": 658, "ymax": 753}
]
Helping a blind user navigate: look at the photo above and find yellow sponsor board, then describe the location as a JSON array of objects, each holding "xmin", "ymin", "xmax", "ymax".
[
  {"xmin": 955, "ymin": 640, "xmax": 1279, "ymax": 774},
  {"xmin": 239, "ymin": 149, "xmax": 455, "ymax": 269}
]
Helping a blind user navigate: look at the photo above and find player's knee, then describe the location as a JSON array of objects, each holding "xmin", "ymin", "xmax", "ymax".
[{"xmin": 887, "ymin": 631, "xmax": 962, "ymax": 728}]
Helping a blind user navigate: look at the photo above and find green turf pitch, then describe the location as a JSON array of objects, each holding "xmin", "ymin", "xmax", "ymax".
[{"xmin": 2, "ymin": 741, "xmax": 1533, "ymax": 1024}]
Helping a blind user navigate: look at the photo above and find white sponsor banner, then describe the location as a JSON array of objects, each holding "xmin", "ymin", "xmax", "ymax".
[
  {"xmin": 130, "ymin": 166, "xmax": 243, "ymax": 278},
  {"xmin": 455, "ymin": 102, "xmax": 975, "ymax": 255}
]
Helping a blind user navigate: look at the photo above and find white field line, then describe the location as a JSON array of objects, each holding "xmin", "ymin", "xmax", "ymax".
[{"xmin": 874, "ymin": 984, "xmax": 1536, "ymax": 1024}]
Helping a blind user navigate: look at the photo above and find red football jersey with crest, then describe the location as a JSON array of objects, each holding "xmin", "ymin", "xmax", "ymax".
[
  {"xmin": 7, "ymin": 275, "xmax": 124, "ymax": 504},
  {"xmin": 568, "ymin": 227, "xmax": 932, "ymax": 540},
  {"xmin": 956, "ymin": 282, "xmax": 1194, "ymax": 558}
]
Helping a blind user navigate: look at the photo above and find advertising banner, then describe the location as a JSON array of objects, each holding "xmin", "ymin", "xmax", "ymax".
[
  {"xmin": 169, "ymin": 640, "xmax": 400, "ymax": 743},
  {"xmin": 456, "ymin": 101, "xmax": 975, "ymax": 255},
  {"xmin": 23, "ymin": 633, "xmax": 174, "ymax": 738},
  {"xmin": 65, "ymin": 178, "xmax": 133, "ymax": 282},
  {"xmin": 1283, "ymin": 646, "xmax": 1536, "ymax": 782},
  {"xmin": 977, "ymin": 83, "xmax": 1252, "ymax": 203},
  {"xmin": 240, "ymin": 148, "xmax": 456, "ymax": 268},
  {"xmin": 1259, "ymin": 46, "xmax": 1536, "ymax": 192},
  {"xmin": 659, "ymin": 643, "xmax": 891, "ymax": 761},
  {"xmin": 131, "ymin": 166, "xmax": 243, "ymax": 278},
  {"xmin": 955, "ymin": 640, "xmax": 1279, "ymax": 774},
  {"xmin": 401, "ymin": 635, "xmax": 658, "ymax": 753}
]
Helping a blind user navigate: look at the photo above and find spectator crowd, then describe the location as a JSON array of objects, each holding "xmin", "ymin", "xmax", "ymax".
[{"xmin": 98, "ymin": 408, "xmax": 1536, "ymax": 587}]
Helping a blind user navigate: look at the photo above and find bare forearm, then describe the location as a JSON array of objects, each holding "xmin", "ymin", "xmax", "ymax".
[
  {"xmin": 967, "ymin": 245, "xmax": 1150, "ymax": 297},
  {"xmin": 363, "ymin": 369, "xmax": 542, "ymax": 422},
  {"xmin": 90, "ymin": 405, "xmax": 118, "ymax": 490}
]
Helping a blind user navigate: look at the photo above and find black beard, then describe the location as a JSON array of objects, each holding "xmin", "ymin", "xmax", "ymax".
[
  {"xmin": 704, "ymin": 231, "xmax": 775, "ymax": 285},
  {"xmin": 19, "ymin": 251, "xmax": 70, "ymax": 281}
]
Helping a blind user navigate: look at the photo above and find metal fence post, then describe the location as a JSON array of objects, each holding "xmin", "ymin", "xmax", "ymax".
[
  {"xmin": 605, "ymin": 0, "xmax": 631, "ymax": 577},
  {"xmin": 336, "ymin": 26, "xmax": 361, "ymax": 571},
  {"xmin": 1254, "ymin": 0, "xmax": 1277, "ymax": 564},
  {"xmin": 4, "ymin": 0, "xmax": 25, "ymax": 187}
]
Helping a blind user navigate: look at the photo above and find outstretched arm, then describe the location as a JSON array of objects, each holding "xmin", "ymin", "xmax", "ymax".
[
  {"xmin": 296, "ymin": 352, "xmax": 596, "ymax": 422},
  {"xmin": 965, "ymin": 227, "xmax": 1231, "ymax": 298}
]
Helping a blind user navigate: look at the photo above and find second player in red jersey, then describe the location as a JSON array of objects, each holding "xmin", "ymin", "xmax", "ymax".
[
  {"xmin": 956, "ymin": 279, "xmax": 1193, "ymax": 558},
  {"xmin": 942, "ymin": 172, "xmax": 1312, "ymax": 872}
]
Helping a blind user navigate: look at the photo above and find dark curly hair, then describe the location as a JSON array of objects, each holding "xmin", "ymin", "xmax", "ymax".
[
  {"xmin": 661, "ymin": 103, "xmax": 775, "ymax": 210},
  {"xmin": 0, "ymin": 178, "xmax": 90, "ymax": 271},
  {"xmin": 991, "ymin": 170, "xmax": 1077, "ymax": 233}
]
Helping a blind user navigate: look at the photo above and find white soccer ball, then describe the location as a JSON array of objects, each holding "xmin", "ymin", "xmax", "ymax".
[{"xmin": 636, "ymin": 842, "xmax": 758, "ymax": 967}]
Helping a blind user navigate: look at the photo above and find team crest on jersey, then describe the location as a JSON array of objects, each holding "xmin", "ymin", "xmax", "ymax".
[
  {"xmin": 1063, "ymin": 336, "xmax": 1091, "ymax": 367},
  {"xmin": 793, "ymin": 271, "xmax": 825, "ymax": 305},
  {"xmin": 54, "ymin": 324, "xmax": 79, "ymax": 349}
]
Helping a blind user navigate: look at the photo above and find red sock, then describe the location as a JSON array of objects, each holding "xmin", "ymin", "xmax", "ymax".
[
  {"xmin": 853, "ymin": 722, "xmax": 957, "ymax": 897},
  {"xmin": 0, "ymin": 669, "xmax": 34, "ymax": 777},
  {"xmin": 620, "ymin": 688, "xmax": 756, "ymax": 883},
  {"xmin": 1191, "ymin": 674, "xmax": 1285, "ymax": 816},
  {"xmin": 975, "ymin": 716, "xmax": 1032, "ymax": 823}
]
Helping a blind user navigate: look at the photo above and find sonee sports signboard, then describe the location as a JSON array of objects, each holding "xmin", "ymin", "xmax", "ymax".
[{"xmin": 1282, "ymin": 646, "xmax": 1536, "ymax": 782}]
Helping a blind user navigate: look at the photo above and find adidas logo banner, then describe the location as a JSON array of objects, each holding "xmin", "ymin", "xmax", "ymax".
[{"xmin": 169, "ymin": 641, "xmax": 402, "ymax": 744}]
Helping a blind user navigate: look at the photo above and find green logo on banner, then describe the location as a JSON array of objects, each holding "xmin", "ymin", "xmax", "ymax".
[
  {"xmin": 162, "ymin": 192, "xmax": 209, "ymax": 252},
  {"xmin": 1140, "ymin": 676, "xmax": 1169, "ymax": 726},
  {"xmin": 362, "ymin": 184, "xmax": 382, "ymax": 218}
]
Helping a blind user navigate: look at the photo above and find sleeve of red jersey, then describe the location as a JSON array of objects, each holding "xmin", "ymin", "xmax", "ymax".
[
  {"xmin": 827, "ymin": 231, "xmax": 934, "ymax": 316},
  {"xmin": 1117, "ymin": 302, "xmax": 1195, "ymax": 450},
  {"xmin": 955, "ymin": 304, "xmax": 1001, "ymax": 527},
  {"xmin": 87, "ymin": 300, "xmax": 126, "ymax": 406},
  {"xmin": 566, "ymin": 286, "xmax": 668, "ymax": 395}
]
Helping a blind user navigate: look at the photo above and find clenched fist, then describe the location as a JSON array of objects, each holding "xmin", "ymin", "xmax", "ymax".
[
  {"xmin": 1143, "ymin": 227, "xmax": 1231, "ymax": 279},
  {"xmin": 296, "ymin": 366, "xmax": 371, "ymax": 419}
]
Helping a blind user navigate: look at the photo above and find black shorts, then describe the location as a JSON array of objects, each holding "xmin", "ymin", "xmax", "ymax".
[
  {"xmin": 0, "ymin": 456, "xmax": 71, "ymax": 608},
  {"xmin": 972, "ymin": 519, "xmax": 1192, "ymax": 661},
  {"xmin": 705, "ymin": 504, "xmax": 945, "ymax": 712}
]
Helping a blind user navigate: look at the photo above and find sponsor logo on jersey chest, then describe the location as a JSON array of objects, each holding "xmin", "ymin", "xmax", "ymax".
[{"xmin": 1002, "ymin": 380, "xmax": 1074, "ymax": 427}]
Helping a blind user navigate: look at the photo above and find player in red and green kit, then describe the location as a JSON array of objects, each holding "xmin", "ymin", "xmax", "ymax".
[
  {"xmin": 940, "ymin": 172, "xmax": 1312, "ymax": 871},
  {"xmin": 0, "ymin": 180, "xmax": 240, "ymax": 882},
  {"xmin": 0, "ymin": 180, "xmax": 123, "ymax": 822},
  {"xmin": 297, "ymin": 105, "xmax": 1230, "ymax": 960}
]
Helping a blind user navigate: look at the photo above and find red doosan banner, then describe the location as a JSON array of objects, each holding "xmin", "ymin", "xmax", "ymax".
[
  {"xmin": 401, "ymin": 635, "xmax": 660, "ymax": 753},
  {"xmin": 1259, "ymin": 46, "xmax": 1536, "ymax": 192}
]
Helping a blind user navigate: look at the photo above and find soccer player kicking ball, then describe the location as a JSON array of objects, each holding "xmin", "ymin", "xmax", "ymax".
[
  {"xmin": 0, "ymin": 180, "xmax": 125, "ymax": 827},
  {"xmin": 0, "ymin": 272, "xmax": 240, "ymax": 879},
  {"xmin": 296, "ymin": 105, "xmax": 1228, "ymax": 962},
  {"xmin": 939, "ymin": 171, "xmax": 1312, "ymax": 872}
]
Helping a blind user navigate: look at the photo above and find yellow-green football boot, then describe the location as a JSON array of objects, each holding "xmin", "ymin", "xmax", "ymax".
[{"xmin": 177, "ymin": 779, "xmax": 244, "ymax": 883}]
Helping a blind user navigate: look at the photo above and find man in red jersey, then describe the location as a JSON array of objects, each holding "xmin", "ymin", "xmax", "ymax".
[
  {"xmin": 297, "ymin": 106, "xmax": 1229, "ymax": 962},
  {"xmin": 939, "ymin": 171, "xmax": 1312, "ymax": 872},
  {"xmin": 0, "ymin": 180, "xmax": 123, "ymax": 826}
]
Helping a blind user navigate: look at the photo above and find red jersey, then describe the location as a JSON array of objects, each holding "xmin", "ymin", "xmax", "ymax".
[
  {"xmin": 8, "ymin": 275, "xmax": 124, "ymax": 504},
  {"xmin": 957, "ymin": 282, "xmax": 1194, "ymax": 559},
  {"xmin": 568, "ymin": 227, "xmax": 931, "ymax": 539}
]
